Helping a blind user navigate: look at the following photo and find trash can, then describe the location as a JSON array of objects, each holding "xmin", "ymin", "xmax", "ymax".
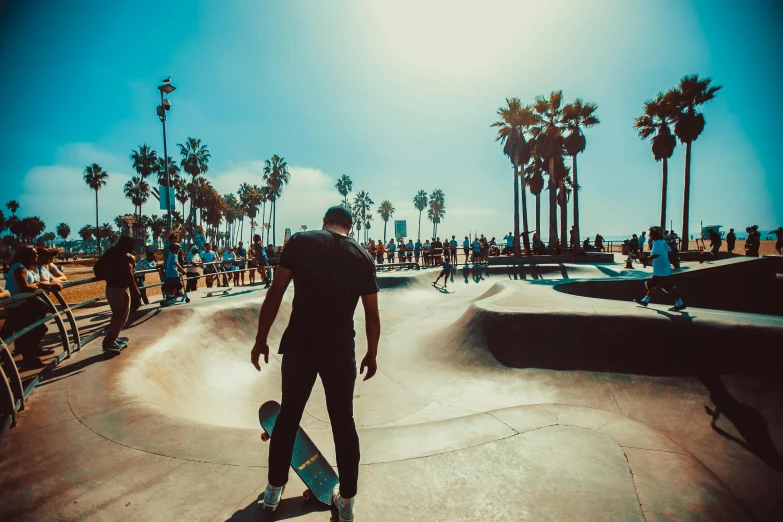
[{"xmin": 622, "ymin": 243, "xmax": 630, "ymax": 256}]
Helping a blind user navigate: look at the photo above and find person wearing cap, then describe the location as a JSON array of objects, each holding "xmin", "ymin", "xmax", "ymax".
[
  {"xmin": 635, "ymin": 226, "xmax": 687, "ymax": 312},
  {"xmin": 36, "ymin": 248, "xmax": 68, "ymax": 284},
  {"xmin": 252, "ymin": 205, "xmax": 380, "ymax": 521},
  {"xmin": 185, "ymin": 246, "xmax": 202, "ymax": 292}
]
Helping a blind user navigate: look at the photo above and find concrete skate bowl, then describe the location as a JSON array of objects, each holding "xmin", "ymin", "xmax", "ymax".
[
  {"xmin": 59, "ymin": 266, "xmax": 782, "ymax": 520},
  {"xmin": 555, "ymin": 256, "xmax": 783, "ymax": 316}
]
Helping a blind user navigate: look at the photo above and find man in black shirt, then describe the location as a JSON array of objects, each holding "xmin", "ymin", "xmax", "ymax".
[
  {"xmin": 102, "ymin": 237, "xmax": 142, "ymax": 352},
  {"xmin": 252, "ymin": 206, "xmax": 381, "ymax": 521}
]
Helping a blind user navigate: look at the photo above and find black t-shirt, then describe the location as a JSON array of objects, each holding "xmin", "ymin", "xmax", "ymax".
[
  {"xmin": 278, "ymin": 230, "xmax": 378, "ymax": 354},
  {"xmin": 104, "ymin": 247, "xmax": 135, "ymax": 289}
]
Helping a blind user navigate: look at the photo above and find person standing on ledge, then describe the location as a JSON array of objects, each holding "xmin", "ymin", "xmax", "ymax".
[
  {"xmin": 251, "ymin": 205, "xmax": 381, "ymax": 522},
  {"xmin": 726, "ymin": 228, "xmax": 736, "ymax": 254}
]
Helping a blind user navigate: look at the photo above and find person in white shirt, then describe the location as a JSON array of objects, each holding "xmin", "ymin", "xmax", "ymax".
[
  {"xmin": 134, "ymin": 251, "xmax": 157, "ymax": 305},
  {"xmin": 635, "ymin": 226, "xmax": 686, "ymax": 311},
  {"xmin": 185, "ymin": 246, "xmax": 202, "ymax": 292}
]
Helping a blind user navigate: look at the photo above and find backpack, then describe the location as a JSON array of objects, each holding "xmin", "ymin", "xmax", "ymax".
[{"xmin": 93, "ymin": 249, "xmax": 111, "ymax": 281}]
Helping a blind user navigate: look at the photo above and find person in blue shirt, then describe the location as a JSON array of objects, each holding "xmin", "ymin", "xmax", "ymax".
[
  {"xmin": 387, "ymin": 239, "xmax": 396, "ymax": 264},
  {"xmin": 222, "ymin": 246, "xmax": 238, "ymax": 287},
  {"xmin": 236, "ymin": 242, "xmax": 248, "ymax": 286},
  {"xmin": 471, "ymin": 237, "xmax": 482, "ymax": 265},
  {"xmin": 200, "ymin": 243, "xmax": 219, "ymax": 288},
  {"xmin": 406, "ymin": 239, "xmax": 414, "ymax": 263},
  {"xmin": 432, "ymin": 257, "xmax": 455, "ymax": 289},
  {"xmin": 462, "ymin": 236, "xmax": 470, "ymax": 264},
  {"xmin": 449, "ymin": 236, "xmax": 458, "ymax": 264},
  {"xmin": 165, "ymin": 243, "xmax": 187, "ymax": 298},
  {"xmin": 414, "ymin": 239, "xmax": 422, "ymax": 264}
]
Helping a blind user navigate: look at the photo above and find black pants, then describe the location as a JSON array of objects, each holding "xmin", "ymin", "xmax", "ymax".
[
  {"xmin": 268, "ymin": 349, "xmax": 360, "ymax": 498},
  {"xmin": 135, "ymin": 277, "xmax": 149, "ymax": 304},
  {"xmin": 1, "ymin": 300, "xmax": 48, "ymax": 359},
  {"xmin": 185, "ymin": 273, "xmax": 198, "ymax": 292}
]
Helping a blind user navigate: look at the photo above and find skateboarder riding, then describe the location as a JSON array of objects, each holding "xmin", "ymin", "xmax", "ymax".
[
  {"xmin": 251, "ymin": 205, "xmax": 381, "ymax": 521},
  {"xmin": 635, "ymin": 226, "xmax": 687, "ymax": 312}
]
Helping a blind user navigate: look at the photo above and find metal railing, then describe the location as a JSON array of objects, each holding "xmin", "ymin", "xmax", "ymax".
[{"xmin": 0, "ymin": 260, "xmax": 272, "ymax": 446}]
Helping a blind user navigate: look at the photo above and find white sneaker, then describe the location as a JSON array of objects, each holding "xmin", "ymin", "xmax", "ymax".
[
  {"xmin": 262, "ymin": 483, "xmax": 285, "ymax": 511},
  {"xmin": 332, "ymin": 484, "xmax": 355, "ymax": 522}
]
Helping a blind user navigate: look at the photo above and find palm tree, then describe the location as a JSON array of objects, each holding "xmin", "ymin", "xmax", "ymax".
[
  {"xmin": 156, "ymin": 155, "xmax": 180, "ymax": 186},
  {"xmin": 56, "ymin": 223, "xmax": 71, "ymax": 254},
  {"xmin": 20, "ymin": 217, "xmax": 46, "ymax": 244},
  {"xmin": 352, "ymin": 191, "xmax": 374, "ymax": 244},
  {"xmin": 78, "ymin": 225, "xmax": 94, "ymax": 252},
  {"xmin": 413, "ymin": 190, "xmax": 428, "ymax": 240},
  {"xmin": 123, "ymin": 176, "xmax": 150, "ymax": 247},
  {"xmin": 83, "ymin": 163, "xmax": 108, "ymax": 254},
  {"xmin": 0, "ymin": 210, "xmax": 6, "ymax": 237},
  {"xmin": 562, "ymin": 99, "xmax": 599, "ymax": 250},
  {"xmin": 492, "ymin": 98, "xmax": 536, "ymax": 256},
  {"xmin": 428, "ymin": 189, "xmax": 446, "ymax": 238},
  {"xmin": 149, "ymin": 215, "xmax": 167, "ymax": 249},
  {"xmin": 177, "ymin": 137, "xmax": 211, "ymax": 230},
  {"xmin": 524, "ymin": 149, "xmax": 546, "ymax": 235},
  {"xmin": 377, "ymin": 200, "xmax": 395, "ymax": 242},
  {"xmin": 557, "ymin": 168, "xmax": 573, "ymax": 248},
  {"xmin": 130, "ymin": 145, "xmax": 158, "ymax": 243},
  {"xmin": 634, "ymin": 94, "xmax": 676, "ymax": 228},
  {"xmin": 531, "ymin": 91, "xmax": 566, "ymax": 250},
  {"xmin": 666, "ymin": 75, "xmax": 722, "ymax": 248},
  {"xmin": 260, "ymin": 185, "xmax": 273, "ymax": 243},
  {"xmin": 6, "ymin": 200, "xmax": 19, "ymax": 217},
  {"xmin": 262, "ymin": 154, "xmax": 291, "ymax": 247},
  {"xmin": 336, "ymin": 175, "xmax": 353, "ymax": 207}
]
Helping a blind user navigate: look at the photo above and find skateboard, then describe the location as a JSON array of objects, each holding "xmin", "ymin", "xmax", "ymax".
[
  {"xmin": 104, "ymin": 337, "xmax": 129, "ymax": 358},
  {"xmin": 258, "ymin": 400, "xmax": 339, "ymax": 506},
  {"xmin": 206, "ymin": 287, "xmax": 232, "ymax": 297}
]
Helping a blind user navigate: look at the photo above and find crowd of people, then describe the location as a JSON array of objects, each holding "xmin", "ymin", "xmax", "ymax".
[{"xmin": 0, "ymin": 246, "xmax": 68, "ymax": 368}]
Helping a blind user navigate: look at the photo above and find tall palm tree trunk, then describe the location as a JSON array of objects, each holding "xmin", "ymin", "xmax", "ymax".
[
  {"xmin": 660, "ymin": 157, "xmax": 668, "ymax": 228},
  {"xmin": 560, "ymin": 198, "xmax": 567, "ymax": 254},
  {"xmin": 513, "ymin": 165, "xmax": 521, "ymax": 257},
  {"xmin": 383, "ymin": 220, "xmax": 387, "ymax": 243},
  {"xmin": 572, "ymin": 155, "xmax": 580, "ymax": 252},
  {"xmin": 681, "ymin": 142, "xmax": 691, "ymax": 250},
  {"xmin": 272, "ymin": 200, "xmax": 277, "ymax": 247},
  {"xmin": 139, "ymin": 200, "xmax": 144, "ymax": 255},
  {"xmin": 417, "ymin": 211, "xmax": 422, "ymax": 239},
  {"xmin": 548, "ymin": 158, "xmax": 558, "ymax": 250},
  {"xmin": 95, "ymin": 190, "xmax": 101, "ymax": 255},
  {"xmin": 535, "ymin": 194, "xmax": 541, "ymax": 234}
]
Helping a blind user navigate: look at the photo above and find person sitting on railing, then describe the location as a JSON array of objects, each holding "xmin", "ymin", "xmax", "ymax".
[
  {"xmin": 37, "ymin": 248, "xmax": 68, "ymax": 284},
  {"xmin": 1, "ymin": 246, "xmax": 61, "ymax": 368},
  {"xmin": 185, "ymin": 247, "xmax": 202, "ymax": 293},
  {"xmin": 134, "ymin": 251, "xmax": 157, "ymax": 305},
  {"xmin": 102, "ymin": 237, "xmax": 142, "ymax": 353}
]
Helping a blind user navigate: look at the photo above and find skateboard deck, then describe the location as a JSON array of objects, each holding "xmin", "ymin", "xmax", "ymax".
[
  {"xmin": 206, "ymin": 288, "xmax": 232, "ymax": 297},
  {"xmin": 104, "ymin": 337, "xmax": 129, "ymax": 358},
  {"xmin": 258, "ymin": 400, "xmax": 339, "ymax": 506},
  {"xmin": 160, "ymin": 295, "xmax": 191, "ymax": 307}
]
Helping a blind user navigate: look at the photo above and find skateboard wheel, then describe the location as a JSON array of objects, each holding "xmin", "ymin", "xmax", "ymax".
[
  {"xmin": 302, "ymin": 489, "xmax": 311, "ymax": 501},
  {"xmin": 261, "ymin": 433, "xmax": 270, "ymax": 442},
  {"xmin": 185, "ymin": 298, "xmax": 191, "ymax": 303}
]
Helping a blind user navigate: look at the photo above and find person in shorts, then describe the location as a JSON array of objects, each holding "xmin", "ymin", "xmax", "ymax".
[
  {"xmin": 200, "ymin": 243, "xmax": 219, "ymax": 287},
  {"xmin": 247, "ymin": 243, "xmax": 258, "ymax": 284},
  {"xmin": 165, "ymin": 243, "xmax": 187, "ymax": 298},
  {"xmin": 236, "ymin": 241, "xmax": 248, "ymax": 285},
  {"xmin": 432, "ymin": 256, "xmax": 455, "ymax": 289},
  {"xmin": 253, "ymin": 235, "xmax": 271, "ymax": 287},
  {"xmin": 772, "ymin": 226, "xmax": 783, "ymax": 255},
  {"xmin": 135, "ymin": 251, "xmax": 158, "ymax": 304},
  {"xmin": 472, "ymin": 237, "xmax": 482, "ymax": 264},
  {"xmin": 222, "ymin": 246, "xmax": 237, "ymax": 287},
  {"xmin": 398, "ymin": 239, "xmax": 406, "ymax": 264},
  {"xmin": 450, "ymin": 236, "xmax": 458, "ymax": 263},
  {"xmin": 386, "ymin": 239, "xmax": 396, "ymax": 264},
  {"xmin": 443, "ymin": 238, "xmax": 451, "ymax": 263},
  {"xmin": 414, "ymin": 239, "xmax": 422, "ymax": 264},
  {"xmin": 462, "ymin": 236, "xmax": 470, "ymax": 264},
  {"xmin": 375, "ymin": 240, "xmax": 384, "ymax": 264},
  {"xmin": 635, "ymin": 226, "xmax": 686, "ymax": 311},
  {"xmin": 433, "ymin": 237, "xmax": 443, "ymax": 266},
  {"xmin": 422, "ymin": 238, "xmax": 432, "ymax": 267},
  {"xmin": 406, "ymin": 239, "xmax": 414, "ymax": 263},
  {"xmin": 185, "ymin": 247, "xmax": 202, "ymax": 292}
]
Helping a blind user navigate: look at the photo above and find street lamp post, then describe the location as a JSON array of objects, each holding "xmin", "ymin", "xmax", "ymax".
[{"xmin": 157, "ymin": 77, "xmax": 176, "ymax": 233}]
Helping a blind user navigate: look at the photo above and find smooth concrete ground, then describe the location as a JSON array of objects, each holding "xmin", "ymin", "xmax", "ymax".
[{"xmin": 1, "ymin": 259, "xmax": 782, "ymax": 521}]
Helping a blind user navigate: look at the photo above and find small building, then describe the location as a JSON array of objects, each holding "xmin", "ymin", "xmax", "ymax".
[{"xmin": 701, "ymin": 225, "xmax": 724, "ymax": 240}]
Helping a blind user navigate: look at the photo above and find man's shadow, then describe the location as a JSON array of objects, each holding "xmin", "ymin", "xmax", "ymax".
[
  {"xmin": 225, "ymin": 495, "xmax": 332, "ymax": 521},
  {"xmin": 700, "ymin": 373, "xmax": 783, "ymax": 471}
]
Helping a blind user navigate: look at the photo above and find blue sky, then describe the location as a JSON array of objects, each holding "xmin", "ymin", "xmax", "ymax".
[{"xmin": 1, "ymin": 0, "xmax": 781, "ymax": 244}]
